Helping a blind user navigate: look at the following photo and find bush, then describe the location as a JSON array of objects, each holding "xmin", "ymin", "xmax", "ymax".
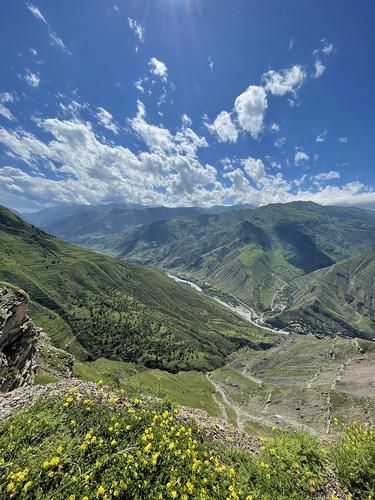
[
  {"xmin": 330, "ymin": 420, "xmax": 375, "ymax": 498},
  {"xmin": 0, "ymin": 389, "xmax": 246, "ymax": 499}
]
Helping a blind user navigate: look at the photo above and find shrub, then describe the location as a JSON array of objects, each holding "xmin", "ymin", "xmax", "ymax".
[
  {"xmin": 329, "ymin": 420, "xmax": 375, "ymax": 498},
  {"xmin": 0, "ymin": 390, "xmax": 246, "ymax": 499}
]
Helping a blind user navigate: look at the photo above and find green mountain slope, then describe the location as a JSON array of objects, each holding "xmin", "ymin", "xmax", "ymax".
[
  {"xmin": 269, "ymin": 250, "xmax": 375, "ymax": 339},
  {"xmin": 24, "ymin": 203, "xmax": 253, "ymax": 250},
  {"xmin": 0, "ymin": 205, "xmax": 271, "ymax": 372},
  {"xmin": 114, "ymin": 202, "xmax": 375, "ymax": 314}
]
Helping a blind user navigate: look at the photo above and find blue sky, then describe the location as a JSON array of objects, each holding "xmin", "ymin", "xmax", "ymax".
[{"xmin": 0, "ymin": 0, "xmax": 374, "ymax": 211}]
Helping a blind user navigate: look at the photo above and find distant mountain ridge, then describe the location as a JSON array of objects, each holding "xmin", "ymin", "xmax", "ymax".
[
  {"xmin": 269, "ymin": 249, "xmax": 375, "ymax": 339},
  {"xmin": 112, "ymin": 201, "xmax": 375, "ymax": 339},
  {"xmin": 23, "ymin": 202, "xmax": 254, "ymax": 248},
  {"xmin": 17, "ymin": 201, "xmax": 375, "ymax": 340},
  {"xmin": 0, "ymin": 205, "xmax": 269, "ymax": 372}
]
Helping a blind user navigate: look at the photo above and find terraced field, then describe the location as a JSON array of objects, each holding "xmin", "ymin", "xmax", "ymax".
[{"xmin": 208, "ymin": 334, "xmax": 375, "ymax": 437}]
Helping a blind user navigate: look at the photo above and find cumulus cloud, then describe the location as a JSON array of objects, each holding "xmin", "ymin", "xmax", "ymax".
[
  {"xmin": 205, "ymin": 111, "xmax": 238, "ymax": 143},
  {"xmin": 0, "ymin": 111, "xmax": 215, "ymax": 209},
  {"xmin": 181, "ymin": 114, "xmax": 192, "ymax": 127},
  {"xmin": 208, "ymin": 56, "xmax": 214, "ymax": 72},
  {"xmin": 262, "ymin": 65, "xmax": 306, "ymax": 96},
  {"xmin": 242, "ymin": 157, "xmax": 265, "ymax": 183},
  {"xmin": 314, "ymin": 59, "xmax": 325, "ymax": 78},
  {"xmin": 234, "ymin": 85, "xmax": 268, "ymax": 139},
  {"xmin": 314, "ymin": 171, "xmax": 340, "ymax": 181},
  {"xmin": 274, "ymin": 136, "xmax": 286, "ymax": 148},
  {"xmin": 128, "ymin": 17, "xmax": 145, "ymax": 42},
  {"xmin": 0, "ymin": 99, "xmax": 372, "ymax": 210},
  {"xmin": 149, "ymin": 57, "xmax": 168, "ymax": 81},
  {"xmin": 322, "ymin": 41, "xmax": 335, "ymax": 56},
  {"xmin": 270, "ymin": 122, "xmax": 280, "ymax": 132},
  {"xmin": 295, "ymin": 150, "xmax": 310, "ymax": 166},
  {"xmin": 0, "ymin": 93, "xmax": 15, "ymax": 121},
  {"xmin": 24, "ymin": 70, "xmax": 40, "ymax": 88},
  {"xmin": 339, "ymin": 136, "xmax": 348, "ymax": 143},
  {"xmin": 96, "ymin": 107, "xmax": 118, "ymax": 134},
  {"xmin": 0, "ymin": 92, "xmax": 14, "ymax": 103},
  {"xmin": 315, "ymin": 129, "xmax": 328, "ymax": 142},
  {"xmin": 0, "ymin": 104, "xmax": 15, "ymax": 121}
]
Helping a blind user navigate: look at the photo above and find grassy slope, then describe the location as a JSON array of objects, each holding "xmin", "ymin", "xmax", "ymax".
[
  {"xmin": 113, "ymin": 202, "xmax": 375, "ymax": 327},
  {"xmin": 273, "ymin": 250, "xmax": 375, "ymax": 338},
  {"xmin": 0, "ymin": 205, "xmax": 271, "ymax": 372},
  {"xmin": 1, "ymin": 387, "xmax": 373, "ymax": 499},
  {"xmin": 73, "ymin": 358, "xmax": 221, "ymax": 417}
]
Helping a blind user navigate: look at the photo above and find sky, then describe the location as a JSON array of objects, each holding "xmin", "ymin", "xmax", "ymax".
[{"xmin": 0, "ymin": 0, "xmax": 374, "ymax": 212}]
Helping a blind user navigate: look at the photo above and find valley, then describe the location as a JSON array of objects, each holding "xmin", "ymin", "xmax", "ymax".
[
  {"xmin": 29, "ymin": 200, "xmax": 375, "ymax": 340},
  {"xmin": 1, "ymin": 201, "xmax": 374, "ymax": 439}
]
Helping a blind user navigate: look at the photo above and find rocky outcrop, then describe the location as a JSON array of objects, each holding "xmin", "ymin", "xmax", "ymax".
[{"xmin": 0, "ymin": 283, "xmax": 40, "ymax": 392}]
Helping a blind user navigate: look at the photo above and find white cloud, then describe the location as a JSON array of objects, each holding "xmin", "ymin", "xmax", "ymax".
[
  {"xmin": 322, "ymin": 42, "xmax": 334, "ymax": 56},
  {"xmin": 114, "ymin": 5, "xmax": 119, "ymax": 13},
  {"xmin": 0, "ymin": 112, "xmax": 215, "ymax": 209},
  {"xmin": 206, "ymin": 111, "xmax": 238, "ymax": 143},
  {"xmin": 96, "ymin": 107, "xmax": 118, "ymax": 134},
  {"xmin": 315, "ymin": 129, "xmax": 328, "ymax": 142},
  {"xmin": 295, "ymin": 150, "xmax": 310, "ymax": 166},
  {"xmin": 30, "ymin": 48, "xmax": 38, "ymax": 56},
  {"xmin": 314, "ymin": 171, "xmax": 340, "ymax": 181},
  {"xmin": 149, "ymin": 57, "xmax": 168, "ymax": 81},
  {"xmin": 314, "ymin": 59, "xmax": 325, "ymax": 78},
  {"xmin": 338, "ymin": 136, "xmax": 348, "ymax": 144},
  {"xmin": 242, "ymin": 157, "xmax": 265, "ymax": 183},
  {"xmin": 262, "ymin": 65, "xmax": 306, "ymax": 96},
  {"xmin": 26, "ymin": 3, "xmax": 48, "ymax": 24},
  {"xmin": 0, "ymin": 92, "xmax": 14, "ymax": 103},
  {"xmin": 27, "ymin": 3, "xmax": 70, "ymax": 54},
  {"xmin": 270, "ymin": 122, "xmax": 280, "ymax": 132},
  {"xmin": 49, "ymin": 32, "xmax": 70, "ymax": 54},
  {"xmin": 234, "ymin": 85, "xmax": 267, "ymax": 139},
  {"xmin": 274, "ymin": 136, "xmax": 286, "ymax": 148},
  {"xmin": 181, "ymin": 113, "xmax": 192, "ymax": 127},
  {"xmin": 128, "ymin": 17, "xmax": 145, "ymax": 43},
  {"xmin": 208, "ymin": 56, "xmax": 214, "ymax": 72},
  {"xmin": 288, "ymin": 38, "xmax": 295, "ymax": 50},
  {"xmin": 24, "ymin": 70, "xmax": 40, "ymax": 88},
  {"xmin": 0, "ymin": 104, "xmax": 16, "ymax": 121}
]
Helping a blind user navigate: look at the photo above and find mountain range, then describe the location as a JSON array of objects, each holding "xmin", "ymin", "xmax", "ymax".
[
  {"xmin": 19, "ymin": 200, "xmax": 375, "ymax": 341},
  {"xmin": 0, "ymin": 204, "xmax": 270, "ymax": 372}
]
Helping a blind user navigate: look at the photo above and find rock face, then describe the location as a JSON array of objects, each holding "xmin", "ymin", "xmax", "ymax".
[{"xmin": 0, "ymin": 283, "xmax": 40, "ymax": 392}]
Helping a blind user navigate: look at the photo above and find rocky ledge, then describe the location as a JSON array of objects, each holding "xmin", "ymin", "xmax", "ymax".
[{"xmin": 0, "ymin": 283, "xmax": 40, "ymax": 392}]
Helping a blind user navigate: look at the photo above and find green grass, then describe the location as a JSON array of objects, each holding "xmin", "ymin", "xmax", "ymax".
[
  {"xmin": 0, "ymin": 389, "xmax": 345, "ymax": 500},
  {"xmin": 113, "ymin": 201, "xmax": 375, "ymax": 320},
  {"xmin": 329, "ymin": 421, "xmax": 375, "ymax": 498},
  {"xmin": 33, "ymin": 372, "xmax": 59, "ymax": 385},
  {"xmin": 74, "ymin": 359, "xmax": 221, "ymax": 417},
  {"xmin": 3, "ymin": 389, "xmax": 372, "ymax": 499},
  {"xmin": 0, "ymin": 205, "xmax": 270, "ymax": 372}
]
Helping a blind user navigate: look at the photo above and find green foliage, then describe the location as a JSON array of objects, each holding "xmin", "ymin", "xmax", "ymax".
[
  {"xmin": 0, "ymin": 205, "xmax": 269, "ymax": 371},
  {"xmin": 329, "ymin": 420, "xmax": 375, "ymax": 498},
  {"xmin": 33, "ymin": 372, "xmax": 59, "ymax": 385},
  {"xmin": 252, "ymin": 431, "xmax": 325, "ymax": 499},
  {"xmin": 74, "ymin": 359, "xmax": 222, "ymax": 417},
  {"xmin": 0, "ymin": 391, "xmax": 246, "ymax": 499},
  {"xmin": 276, "ymin": 249, "xmax": 375, "ymax": 339},
  {"xmin": 111, "ymin": 201, "xmax": 375, "ymax": 336},
  {"xmin": 0, "ymin": 389, "xmax": 373, "ymax": 499}
]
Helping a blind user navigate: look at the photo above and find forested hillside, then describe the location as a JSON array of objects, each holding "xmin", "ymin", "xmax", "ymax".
[{"xmin": 0, "ymin": 205, "xmax": 271, "ymax": 372}]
